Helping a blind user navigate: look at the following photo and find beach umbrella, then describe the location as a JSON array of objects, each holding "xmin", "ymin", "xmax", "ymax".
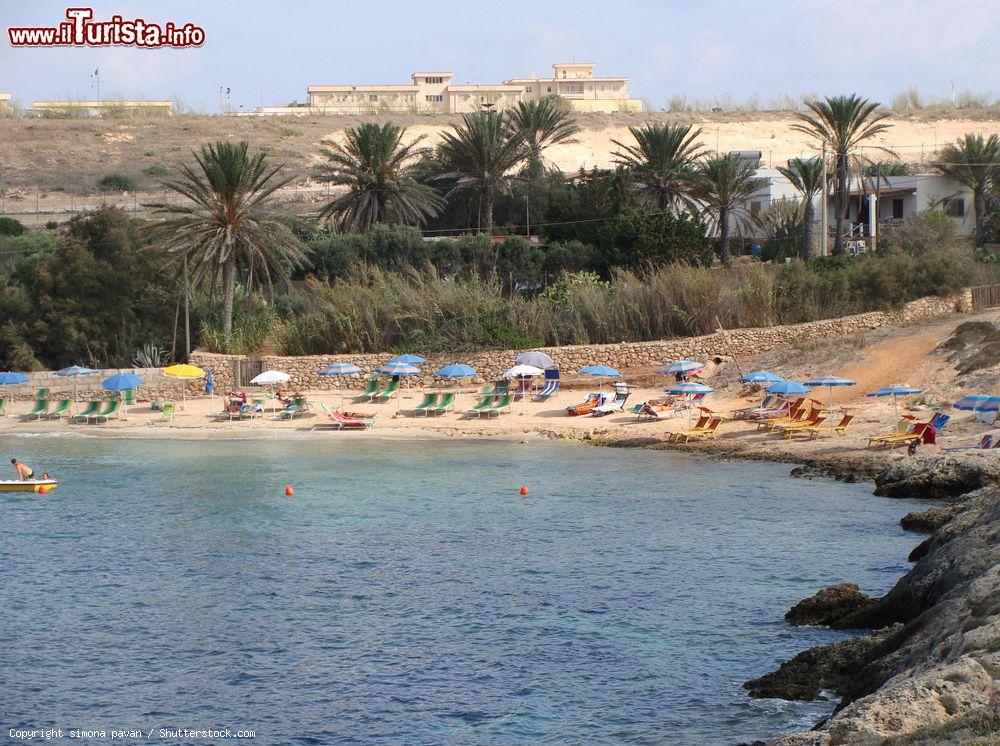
[
  {"xmin": 54, "ymin": 366, "xmax": 98, "ymax": 413},
  {"xmin": 740, "ymin": 370, "xmax": 783, "ymax": 384},
  {"xmin": 319, "ymin": 363, "xmax": 363, "ymax": 408},
  {"xmin": 387, "ymin": 354, "xmax": 427, "ymax": 365},
  {"xmin": 0, "ymin": 370, "xmax": 29, "ymax": 410},
  {"xmin": 163, "ymin": 363, "xmax": 204, "ymax": 411},
  {"xmin": 102, "ymin": 373, "xmax": 142, "ymax": 418},
  {"xmin": 436, "ymin": 363, "xmax": 477, "ymax": 410},
  {"xmin": 867, "ymin": 384, "xmax": 923, "ymax": 419},
  {"xmin": 250, "ymin": 370, "xmax": 291, "ymax": 386},
  {"xmin": 579, "ymin": 364, "xmax": 620, "ymax": 391},
  {"xmin": 516, "ymin": 351, "xmax": 555, "ymax": 370},
  {"xmin": 805, "ymin": 375, "xmax": 857, "ymax": 411},
  {"xmin": 661, "ymin": 360, "xmax": 704, "ymax": 379},
  {"xmin": 378, "ymin": 361, "xmax": 421, "ymax": 413},
  {"xmin": 666, "ymin": 381, "xmax": 716, "ymax": 423}
]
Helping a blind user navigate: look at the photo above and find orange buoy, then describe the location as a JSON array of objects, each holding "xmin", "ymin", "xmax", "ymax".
[
  {"xmin": 285, "ymin": 485, "xmax": 294, "ymax": 497},
  {"xmin": 520, "ymin": 485, "xmax": 529, "ymax": 496}
]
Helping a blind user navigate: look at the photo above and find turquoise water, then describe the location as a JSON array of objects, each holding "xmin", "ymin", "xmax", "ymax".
[{"xmin": 0, "ymin": 435, "xmax": 928, "ymax": 744}]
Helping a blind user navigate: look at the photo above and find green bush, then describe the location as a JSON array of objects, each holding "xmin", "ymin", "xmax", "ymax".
[
  {"xmin": 0, "ymin": 216, "xmax": 25, "ymax": 236},
  {"xmin": 97, "ymin": 174, "xmax": 138, "ymax": 192}
]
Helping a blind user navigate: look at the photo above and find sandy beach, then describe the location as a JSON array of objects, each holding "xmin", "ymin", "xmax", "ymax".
[{"xmin": 5, "ymin": 310, "xmax": 997, "ymax": 475}]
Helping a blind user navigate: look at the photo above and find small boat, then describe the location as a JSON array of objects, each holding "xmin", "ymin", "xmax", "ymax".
[{"xmin": 0, "ymin": 479, "xmax": 58, "ymax": 493}]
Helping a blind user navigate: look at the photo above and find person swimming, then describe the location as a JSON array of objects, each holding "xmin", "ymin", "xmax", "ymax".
[{"xmin": 11, "ymin": 458, "xmax": 35, "ymax": 481}]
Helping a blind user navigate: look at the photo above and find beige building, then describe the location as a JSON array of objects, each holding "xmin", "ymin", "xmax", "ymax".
[{"xmin": 299, "ymin": 63, "xmax": 640, "ymax": 115}]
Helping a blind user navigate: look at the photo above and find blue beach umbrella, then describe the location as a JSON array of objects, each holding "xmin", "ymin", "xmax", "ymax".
[
  {"xmin": 0, "ymin": 371, "xmax": 29, "ymax": 408},
  {"xmin": 55, "ymin": 365, "xmax": 99, "ymax": 411},
  {"xmin": 867, "ymin": 384, "xmax": 923, "ymax": 419},
  {"xmin": 661, "ymin": 360, "xmax": 704, "ymax": 376},
  {"xmin": 741, "ymin": 370, "xmax": 783, "ymax": 384},
  {"xmin": 435, "ymin": 363, "xmax": 477, "ymax": 379},
  {"xmin": 804, "ymin": 375, "xmax": 857, "ymax": 410},
  {"xmin": 319, "ymin": 363, "xmax": 363, "ymax": 408},
  {"xmin": 766, "ymin": 380, "xmax": 811, "ymax": 397},
  {"xmin": 387, "ymin": 354, "xmax": 427, "ymax": 365}
]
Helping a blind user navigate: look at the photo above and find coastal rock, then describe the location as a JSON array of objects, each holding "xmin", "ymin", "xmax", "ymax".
[
  {"xmin": 784, "ymin": 583, "xmax": 875, "ymax": 627},
  {"xmin": 751, "ymin": 484, "xmax": 1000, "ymax": 744},
  {"xmin": 873, "ymin": 454, "xmax": 1000, "ymax": 500},
  {"xmin": 900, "ymin": 504, "xmax": 961, "ymax": 533}
]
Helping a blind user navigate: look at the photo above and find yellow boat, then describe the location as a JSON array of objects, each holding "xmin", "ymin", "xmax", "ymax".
[{"xmin": 0, "ymin": 479, "xmax": 58, "ymax": 493}]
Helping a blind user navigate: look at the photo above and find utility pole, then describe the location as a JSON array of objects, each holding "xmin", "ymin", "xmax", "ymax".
[{"xmin": 820, "ymin": 142, "xmax": 828, "ymax": 257}]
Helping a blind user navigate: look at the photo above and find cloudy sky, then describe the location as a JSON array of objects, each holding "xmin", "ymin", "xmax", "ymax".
[{"xmin": 3, "ymin": 0, "xmax": 998, "ymax": 111}]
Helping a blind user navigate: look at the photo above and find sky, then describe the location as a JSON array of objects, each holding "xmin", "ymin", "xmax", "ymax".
[{"xmin": 3, "ymin": 0, "xmax": 999, "ymax": 112}]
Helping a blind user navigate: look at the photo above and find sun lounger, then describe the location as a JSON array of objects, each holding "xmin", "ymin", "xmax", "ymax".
[
  {"xmin": 73, "ymin": 401, "xmax": 101, "ymax": 422},
  {"xmin": 566, "ymin": 392, "xmax": 607, "ymax": 417},
  {"xmin": 674, "ymin": 416, "xmax": 723, "ymax": 443},
  {"xmin": 591, "ymin": 388, "xmax": 630, "ymax": 417},
  {"xmin": 466, "ymin": 394, "xmax": 495, "ymax": 416},
  {"xmin": 429, "ymin": 392, "xmax": 455, "ymax": 415},
  {"xmin": 22, "ymin": 399, "xmax": 49, "ymax": 420},
  {"xmin": 45, "ymin": 400, "xmax": 71, "ymax": 419},
  {"xmin": 413, "ymin": 392, "xmax": 440, "ymax": 416},
  {"xmin": 91, "ymin": 400, "xmax": 120, "ymax": 423},
  {"xmin": 481, "ymin": 394, "xmax": 513, "ymax": 418},
  {"xmin": 357, "ymin": 376, "xmax": 380, "ymax": 402},
  {"xmin": 373, "ymin": 379, "xmax": 399, "ymax": 402}
]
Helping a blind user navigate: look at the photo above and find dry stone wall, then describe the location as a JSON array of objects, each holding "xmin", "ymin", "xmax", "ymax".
[{"xmin": 190, "ymin": 291, "xmax": 972, "ymax": 392}]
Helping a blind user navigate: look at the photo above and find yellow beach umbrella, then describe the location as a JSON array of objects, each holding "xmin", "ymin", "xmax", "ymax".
[{"xmin": 163, "ymin": 364, "xmax": 204, "ymax": 410}]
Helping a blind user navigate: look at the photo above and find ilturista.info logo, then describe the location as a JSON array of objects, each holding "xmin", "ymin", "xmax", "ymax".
[{"xmin": 8, "ymin": 7, "xmax": 205, "ymax": 48}]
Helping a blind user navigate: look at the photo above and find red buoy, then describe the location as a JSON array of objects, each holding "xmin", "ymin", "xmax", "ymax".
[
  {"xmin": 520, "ymin": 485, "xmax": 529, "ymax": 496},
  {"xmin": 285, "ymin": 485, "xmax": 294, "ymax": 497}
]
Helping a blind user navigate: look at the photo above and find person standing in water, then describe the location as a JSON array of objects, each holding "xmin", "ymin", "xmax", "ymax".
[{"xmin": 11, "ymin": 458, "xmax": 35, "ymax": 481}]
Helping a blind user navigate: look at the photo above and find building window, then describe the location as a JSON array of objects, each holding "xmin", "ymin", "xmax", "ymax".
[
  {"xmin": 892, "ymin": 198, "xmax": 904, "ymax": 219},
  {"xmin": 425, "ymin": 95, "xmax": 443, "ymax": 102},
  {"xmin": 425, "ymin": 76, "xmax": 444, "ymax": 84},
  {"xmin": 942, "ymin": 197, "xmax": 965, "ymax": 217}
]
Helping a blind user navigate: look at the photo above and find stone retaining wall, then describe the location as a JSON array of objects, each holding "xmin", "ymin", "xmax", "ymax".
[{"xmin": 190, "ymin": 290, "xmax": 972, "ymax": 392}]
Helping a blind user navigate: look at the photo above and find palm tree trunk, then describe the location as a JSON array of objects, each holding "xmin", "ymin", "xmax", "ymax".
[
  {"xmin": 222, "ymin": 256, "xmax": 237, "ymax": 337},
  {"xmin": 802, "ymin": 199, "xmax": 815, "ymax": 261},
  {"xmin": 834, "ymin": 155, "xmax": 848, "ymax": 256},
  {"xmin": 974, "ymin": 188, "xmax": 985, "ymax": 247},
  {"xmin": 483, "ymin": 181, "xmax": 494, "ymax": 235},
  {"xmin": 718, "ymin": 209, "xmax": 731, "ymax": 266}
]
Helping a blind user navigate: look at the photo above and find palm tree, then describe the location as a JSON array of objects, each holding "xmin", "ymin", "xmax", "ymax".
[
  {"xmin": 612, "ymin": 123, "xmax": 704, "ymax": 211},
  {"xmin": 690, "ymin": 154, "xmax": 765, "ymax": 266},
  {"xmin": 934, "ymin": 133, "xmax": 1000, "ymax": 246},
  {"xmin": 155, "ymin": 141, "xmax": 307, "ymax": 337},
  {"xmin": 777, "ymin": 157, "xmax": 825, "ymax": 260},
  {"xmin": 315, "ymin": 122, "xmax": 443, "ymax": 232},
  {"xmin": 436, "ymin": 111, "xmax": 529, "ymax": 234},
  {"xmin": 509, "ymin": 98, "xmax": 580, "ymax": 179},
  {"xmin": 791, "ymin": 95, "xmax": 892, "ymax": 255}
]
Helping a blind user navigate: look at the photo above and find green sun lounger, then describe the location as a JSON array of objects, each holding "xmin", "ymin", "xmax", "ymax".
[
  {"xmin": 357, "ymin": 377, "xmax": 380, "ymax": 402},
  {"xmin": 482, "ymin": 394, "xmax": 513, "ymax": 418},
  {"xmin": 74, "ymin": 401, "xmax": 101, "ymax": 422},
  {"xmin": 373, "ymin": 379, "xmax": 399, "ymax": 401},
  {"xmin": 46, "ymin": 400, "xmax": 71, "ymax": 419},
  {"xmin": 466, "ymin": 394, "xmax": 495, "ymax": 416},
  {"xmin": 429, "ymin": 392, "xmax": 455, "ymax": 415},
  {"xmin": 413, "ymin": 392, "xmax": 440, "ymax": 415},
  {"xmin": 91, "ymin": 400, "xmax": 120, "ymax": 423},
  {"xmin": 23, "ymin": 399, "xmax": 49, "ymax": 420}
]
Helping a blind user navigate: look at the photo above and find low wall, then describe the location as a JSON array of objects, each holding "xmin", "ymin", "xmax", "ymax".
[
  {"xmin": 189, "ymin": 290, "xmax": 972, "ymax": 392},
  {"xmin": 10, "ymin": 368, "xmax": 201, "ymax": 400}
]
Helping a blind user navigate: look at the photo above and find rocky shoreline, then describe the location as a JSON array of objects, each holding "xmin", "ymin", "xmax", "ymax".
[{"xmin": 738, "ymin": 454, "xmax": 999, "ymax": 745}]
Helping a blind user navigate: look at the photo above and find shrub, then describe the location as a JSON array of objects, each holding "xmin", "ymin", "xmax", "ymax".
[
  {"xmin": 97, "ymin": 174, "xmax": 138, "ymax": 192},
  {"xmin": 0, "ymin": 216, "xmax": 25, "ymax": 236}
]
